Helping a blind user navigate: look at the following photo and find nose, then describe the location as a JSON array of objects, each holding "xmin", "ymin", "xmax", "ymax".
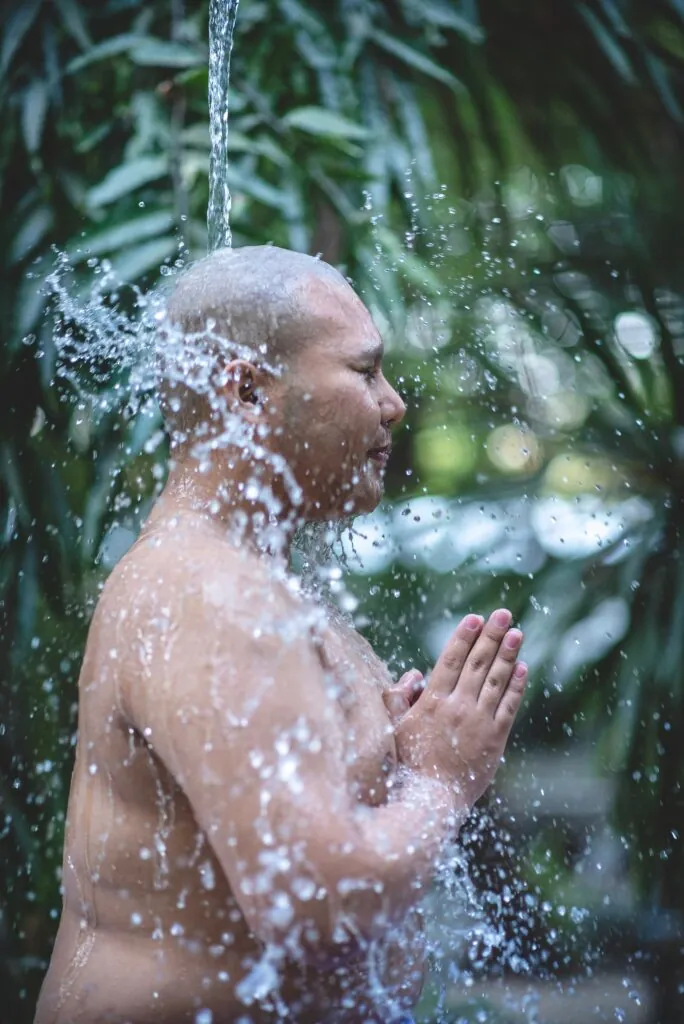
[{"xmin": 380, "ymin": 374, "xmax": 406, "ymax": 428}]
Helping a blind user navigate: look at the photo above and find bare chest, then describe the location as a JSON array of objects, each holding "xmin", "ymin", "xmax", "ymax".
[{"xmin": 318, "ymin": 616, "xmax": 397, "ymax": 806}]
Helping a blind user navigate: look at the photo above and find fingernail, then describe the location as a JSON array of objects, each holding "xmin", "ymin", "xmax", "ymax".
[
  {"xmin": 505, "ymin": 629, "xmax": 523, "ymax": 649},
  {"xmin": 464, "ymin": 614, "xmax": 482, "ymax": 631},
  {"xmin": 493, "ymin": 609, "xmax": 512, "ymax": 628},
  {"xmin": 514, "ymin": 662, "xmax": 528, "ymax": 678}
]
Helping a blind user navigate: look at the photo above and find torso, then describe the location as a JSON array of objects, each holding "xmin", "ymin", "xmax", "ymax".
[{"xmin": 34, "ymin": 521, "xmax": 426, "ymax": 1024}]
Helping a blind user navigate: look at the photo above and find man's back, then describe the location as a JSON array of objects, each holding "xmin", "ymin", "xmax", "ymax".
[{"xmin": 35, "ymin": 516, "xmax": 425, "ymax": 1024}]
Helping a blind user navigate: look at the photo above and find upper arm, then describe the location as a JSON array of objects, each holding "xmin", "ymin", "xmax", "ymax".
[{"xmin": 125, "ymin": 570, "xmax": 361, "ymax": 944}]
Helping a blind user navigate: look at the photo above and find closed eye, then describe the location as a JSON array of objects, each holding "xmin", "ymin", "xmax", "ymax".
[{"xmin": 359, "ymin": 366, "xmax": 379, "ymax": 383}]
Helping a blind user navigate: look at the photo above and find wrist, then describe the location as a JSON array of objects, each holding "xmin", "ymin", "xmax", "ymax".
[{"xmin": 399, "ymin": 767, "xmax": 467, "ymax": 831}]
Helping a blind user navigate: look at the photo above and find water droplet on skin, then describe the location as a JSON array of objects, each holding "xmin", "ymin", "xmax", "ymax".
[
  {"xmin": 292, "ymin": 877, "xmax": 316, "ymax": 901},
  {"xmin": 199, "ymin": 859, "xmax": 216, "ymax": 891}
]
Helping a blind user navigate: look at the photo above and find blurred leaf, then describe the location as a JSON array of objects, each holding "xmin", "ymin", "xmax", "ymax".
[
  {"xmin": 277, "ymin": 0, "xmax": 331, "ymax": 40},
  {"xmin": 13, "ymin": 540, "xmax": 39, "ymax": 666},
  {"xmin": 645, "ymin": 52, "xmax": 684, "ymax": 123},
  {"xmin": 229, "ymin": 166, "xmax": 287, "ymax": 209},
  {"xmin": 9, "ymin": 207, "xmax": 53, "ymax": 265},
  {"xmin": 86, "ymin": 157, "xmax": 169, "ymax": 208},
  {"xmin": 371, "ymin": 28, "xmax": 465, "ymax": 91},
  {"xmin": 130, "ymin": 37, "xmax": 204, "ymax": 68},
  {"xmin": 66, "ymin": 33, "xmax": 140, "ymax": 73},
  {"xmin": 69, "ymin": 211, "xmax": 175, "ymax": 261},
  {"xmin": 21, "ymin": 80, "xmax": 48, "ymax": 154},
  {"xmin": 650, "ymin": 19, "xmax": 684, "ymax": 61},
  {"xmin": 13, "ymin": 273, "xmax": 48, "ymax": 342},
  {"xmin": 107, "ymin": 235, "xmax": 177, "ymax": 284},
  {"xmin": 54, "ymin": 0, "xmax": 92, "ymax": 50},
  {"xmin": 598, "ymin": 0, "xmax": 631, "ymax": 38},
  {"xmin": 74, "ymin": 122, "xmax": 112, "ymax": 155},
  {"xmin": 282, "ymin": 105, "xmax": 370, "ymax": 140},
  {"xmin": 579, "ymin": 4, "xmax": 637, "ymax": 84},
  {"xmin": 0, "ymin": 0, "xmax": 42, "ymax": 78},
  {"xmin": 374, "ymin": 225, "xmax": 443, "ymax": 295},
  {"xmin": 180, "ymin": 122, "xmax": 210, "ymax": 148},
  {"xmin": 401, "ymin": 0, "xmax": 485, "ymax": 44}
]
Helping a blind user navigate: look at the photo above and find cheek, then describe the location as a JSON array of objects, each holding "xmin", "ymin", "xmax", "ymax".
[{"xmin": 307, "ymin": 383, "xmax": 378, "ymax": 445}]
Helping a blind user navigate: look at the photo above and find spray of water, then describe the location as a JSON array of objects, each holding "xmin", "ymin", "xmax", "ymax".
[
  {"xmin": 207, "ymin": 0, "xmax": 241, "ymax": 251},
  {"xmin": 37, "ymin": 6, "xmax": 594, "ymax": 1019}
]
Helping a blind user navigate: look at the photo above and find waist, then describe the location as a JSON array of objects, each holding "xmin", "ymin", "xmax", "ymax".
[{"xmin": 37, "ymin": 910, "xmax": 424, "ymax": 1024}]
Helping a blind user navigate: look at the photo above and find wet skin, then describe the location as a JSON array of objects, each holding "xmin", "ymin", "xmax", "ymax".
[
  {"xmin": 35, "ymin": 521, "xmax": 427, "ymax": 1024},
  {"xmin": 36, "ymin": 267, "xmax": 527, "ymax": 1023},
  {"xmin": 34, "ymin": 515, "xmax": 525, "ymax": 1024}
]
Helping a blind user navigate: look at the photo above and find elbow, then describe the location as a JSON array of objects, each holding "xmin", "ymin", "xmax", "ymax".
[
  {"xmin": 242, "ymin": 886, "xmax": 374, "ymax": 965},
  {"xmin": 240, "ymin": 849, "xmax": 390, "ymax": 964},
  {"xmin": 231, "ymin": 822, "xmax": 405, "ymax": 962}
]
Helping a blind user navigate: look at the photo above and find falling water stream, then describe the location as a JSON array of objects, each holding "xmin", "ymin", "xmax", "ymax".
[{"xmin": 207, "ymin": 0, "xmax": 241, "ymax": 251}]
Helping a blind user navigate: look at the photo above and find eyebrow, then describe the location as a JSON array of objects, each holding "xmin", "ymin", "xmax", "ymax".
[{"xmin": 358, "ymin": 341, "xmax": 384, "ymax": 363}]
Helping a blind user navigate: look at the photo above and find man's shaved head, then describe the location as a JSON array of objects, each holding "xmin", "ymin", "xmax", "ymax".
[
  {"xmin": 156, "ymin": 243, "xmax": 404, "ymax": 520},
  {"xmin": 158, "ymin": 245, "xmax": 350, "ymax": 438}
]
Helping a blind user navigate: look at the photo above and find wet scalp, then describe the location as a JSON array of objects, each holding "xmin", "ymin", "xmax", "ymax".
[{"xmin": 157, "ymin": 245, "xmax": 348, "ymax": 438}]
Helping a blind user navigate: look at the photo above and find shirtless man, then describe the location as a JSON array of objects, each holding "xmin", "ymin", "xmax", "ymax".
[{"xmin": 35, "ymin": 246, "xmax": 528, "ymax": 1024}]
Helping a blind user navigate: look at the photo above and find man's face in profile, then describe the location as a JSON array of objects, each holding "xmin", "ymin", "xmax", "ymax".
[{"xmin": 271, "ymin": 278, "xmax": 406, "ymax": 520}]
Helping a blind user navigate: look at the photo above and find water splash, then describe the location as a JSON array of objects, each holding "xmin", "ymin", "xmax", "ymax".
[{"xmin": 208, "ymin": 0, "xmax": 241, "ymax": 251}]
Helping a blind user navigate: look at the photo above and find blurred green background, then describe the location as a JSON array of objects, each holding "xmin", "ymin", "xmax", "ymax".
[{"xmin": 1, "ymin": 1, "xmax": 683, "ymax": 1021}]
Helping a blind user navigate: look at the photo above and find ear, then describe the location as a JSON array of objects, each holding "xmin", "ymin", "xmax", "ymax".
[{"xmin": 223, "ymin": 360, "xmax": 261, "ymax": 411}]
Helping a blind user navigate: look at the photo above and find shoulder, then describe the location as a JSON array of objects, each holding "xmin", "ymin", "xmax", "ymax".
[{"xmin": 100, "ymin": 520, "xmax": 324, "ymax": 658}]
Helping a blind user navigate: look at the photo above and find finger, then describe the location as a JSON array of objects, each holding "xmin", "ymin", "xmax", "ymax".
[
  {"xmin": 448, "ymin": 608, "xmax": 514, "ymax": 702},
  {"xmin": 427, "ymin": 614, "xmax": 484, "ymax": 697},
  {"xmin": 494, "ymin": 661, "xmax": 528, "ymax": 724},
  {"xmin": 400, "ymin": 670, "xmax": 424, "ymax": 706},
  {"xmin": 383, "ymin": 670, "xmax": 423, "ymax": 724},
  {"xmin": 384, "ymin": 690, "xmax": 410, "ymax": 722},
  {"xmin": 478, "ymin": 629, "xmax": 523, "ymax": 712}
]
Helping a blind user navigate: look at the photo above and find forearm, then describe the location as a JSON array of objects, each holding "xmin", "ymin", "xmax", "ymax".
[
  {"xmin": 268, "ymin": 771, "xmax": 458, "ymax": 966},
  {"xmin": 332, "ymin": 771, "xmax": 465, "ymax": 940},
  {"xmin": 235, "ymin": 772, "xmax": 463, "ymax": 964}
]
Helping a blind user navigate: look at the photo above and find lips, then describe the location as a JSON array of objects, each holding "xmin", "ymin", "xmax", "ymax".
[{"xmin": 367, "ymin": 444, "xmax": 392, "ymax": 466}]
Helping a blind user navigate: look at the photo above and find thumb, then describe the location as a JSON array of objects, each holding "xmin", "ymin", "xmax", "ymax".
[{"xmin": 384, "ymin": 669, "xmax": 424, "ymax": 725}]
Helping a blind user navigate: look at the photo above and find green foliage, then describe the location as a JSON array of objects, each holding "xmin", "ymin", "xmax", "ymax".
[{"xmin": 1, "ymin": 0, "xmax": 684, "ymax": 1020}]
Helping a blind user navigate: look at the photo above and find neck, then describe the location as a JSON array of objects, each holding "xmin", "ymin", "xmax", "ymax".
[{"xmin": 147, "ymin": 446, "xmax": 301, "ymax": 559}]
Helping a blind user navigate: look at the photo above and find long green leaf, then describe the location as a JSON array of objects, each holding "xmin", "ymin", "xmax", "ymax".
[
  {"xmin": 371, "ymin": 28, "xmax": 465, "ymax": 91},
  {"xmin": 401, "ymin": 0, "xmax": 485, "ymax": 44},
  {"xmin": 21, "ymin": 79, "xmax": 48, "ymax": 155},
  {"xmin": 8, "ymin": 206, "xmax": 53, "ymax": 265},
  {"xmin": 86, "ymin": 157, "xmax": 169, "ymax": 208},
  {"xmin": 282, "ymin": 105, "xmax": 370, "ymax": 140},
  {"xmin": 0, "ymin": 0, "xmax": 42, "ymax": 78},
  {"xmin": 130, "ymin": 38, "xmax": 204, "ymax": 69},
  {"xmin": 69, "ymin": 211, "xmax": 175, "ymax": 262},
  {"xmin": 66, "ymin": 33, "xmax": 140, "ymax": 73},
  {"xmin": 107, "ymin": 236, "xmax": 177, "ymax": 284},
  {"xmin": 579, "ymin": 4, "xmax": 637, "ymax": 84},
  {"xmin": 54, "ymin": 0, "xmax": 92, "ymax": 50}
]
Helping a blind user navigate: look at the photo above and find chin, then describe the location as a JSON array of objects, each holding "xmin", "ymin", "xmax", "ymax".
[
  {"xmin": 352, "ymin": 482, "xmax": 384, "ymax": 516},
  {"xmin": 297, "ymin": 465, "xmax": 384, "ymax": 521},
  {"xmin": 302, "ymin": 492, "xmax": 380, "ymax": 522}
]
